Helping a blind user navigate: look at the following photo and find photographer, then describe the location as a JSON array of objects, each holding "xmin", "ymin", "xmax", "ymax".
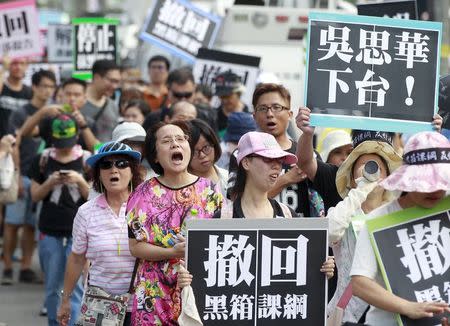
[{"xmin": 29, "ymin": 114, "xmax": 90, "ymax": 326}]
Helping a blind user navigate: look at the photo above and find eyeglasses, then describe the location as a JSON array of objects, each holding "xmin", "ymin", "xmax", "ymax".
[
  {"xmin": 38, "ymin": 83, "xmax": 56, "ymax": 90},
  {"xmin": 98, "ymin": 159, "xmax": 131, "ymax": 170},
  {"xmin": 160, "ymin": 134, "xmax": 189, "ymax": 145},
  {"xmin": 103, "ymin": 76, "xmax": 121, "ymax": 85},
  {"xmin": 194, "ymin": 144, "xmax": 213, "ymax": 157},
  {"xmin": 247, "ymin": 154, "xmax": 284, "ymax": 164},
  {"xmin": 172, "ymin": 91, "xmax": 193, "ymax": 99},
  {"xmin": 254, "ymin": 104, "xmax": 290, "ymax": 113}
]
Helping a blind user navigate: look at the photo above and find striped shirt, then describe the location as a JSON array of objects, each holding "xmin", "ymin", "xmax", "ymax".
[{"xmin": 72, "ymin": 194, "xmax": 135, "ymax": 295}]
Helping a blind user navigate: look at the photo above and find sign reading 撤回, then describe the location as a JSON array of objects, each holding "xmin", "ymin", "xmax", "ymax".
[
  {"xmin": 140, "ymin": 0, "xmax": 221, "ymax": 62},
  {"xmin": 357, "ymin": 0, "xmax": 418, "ymax": 20},
  {"xmin": 193, "ymin": 48, "xmax": 261, "ymax": 107},
  {"xmin": 47, "ymin": 24, "xmax": 72, "ymax": 62},
  {"xmin": 367, "ymin": 196, "xmax": 450, "ymax": 326},
  {"xmin": 305, "ymin": 12, "xmax": 442, "ymax": 133},
  {"xmin": 186, "ymin": 218, "xmax": 329, "ymax": 325},
  {"xmin": 72, "ymin": 17, "xmax": 119, "ymax": 80},
  {"xmin": 0, "ymin": 0, "xmax": 42, "ymax": 58}
]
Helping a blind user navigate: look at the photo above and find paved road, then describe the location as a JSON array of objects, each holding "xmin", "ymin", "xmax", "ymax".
[{"xmin": 0, "ymin": 253, "xmax": 47, "ymax": 326}]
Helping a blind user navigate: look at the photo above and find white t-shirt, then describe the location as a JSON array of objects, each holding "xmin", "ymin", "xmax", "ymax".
[{"xmin": 350, "ymin": 199, "xmax": 402, "ymax": 326}]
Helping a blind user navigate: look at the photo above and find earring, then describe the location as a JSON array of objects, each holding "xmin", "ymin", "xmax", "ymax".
[{"xmin": 129, "ymin": 180, "xmax": 133, "ymax": 193}]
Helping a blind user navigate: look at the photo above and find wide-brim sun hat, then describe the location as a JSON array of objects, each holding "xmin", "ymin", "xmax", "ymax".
[
  {"xmin": 236, "ymin": 131, "xmax": 297, "ymax": 165},
  {"xmin": 319, "ymin": 129, "xmax": 352, "ymax": 162},
  {"xmin": 336, "ymin": 131, "xmax": 403, "ymax": 198},
  {"xmin": 380, "ymin": 131, "xmax": 450, "ymax": 193},
  {"xmin": 86, "ymin": 141, "xmax": 141, "ymax": 167}
]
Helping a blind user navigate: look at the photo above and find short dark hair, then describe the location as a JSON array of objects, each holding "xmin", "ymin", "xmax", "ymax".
[
  {"xmin": 144, "ymin": 121, "xmax": 191, "ymax": 175},
  {"xmin": 195, "ymin": 84, "xmax": 213, "ymax": 100},
  {"xmin": 252, "ymin": 83, "xmax": 291, "ymax": 108},
  {"xmin": 188, "ymin": 119, "xmax": 221, "ymax": 163},
  {"xmin": 92, "ymin": 59, "xmax": 120, "ymax": 77},
  {"xmin": 31, "ymin": 69, "xmax": 56, "ymax": 86},
  {"xmin": 119, "ymin": 88, "xmax": 144, "ymax": 112},
  {"xmin": 167, "ymin": 67, "xmax": 195, "ymax": 88},
  {"xmin": 124, "ymin": 100, "xmax": 151, "ymax": 117},
  {"xmin": 147, "ymin": 55, "xmax": 170, "ymax": 71},
  {"xmin": 92, "ymin": 154, "xmax": 143, "ymax": 193},
  {"xmin": 62, "ymin": 77, "xmax": 87, "ymax": 90}
]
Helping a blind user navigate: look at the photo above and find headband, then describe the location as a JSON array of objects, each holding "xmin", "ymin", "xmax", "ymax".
[{"xmin": 403, "ymin": 147, "xmax": 450, "ymax": 165}]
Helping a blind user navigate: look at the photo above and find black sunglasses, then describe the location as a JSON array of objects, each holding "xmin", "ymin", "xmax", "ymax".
[
  {"xmin": 172, "ymin": 91, "xmax": 193, "ymax": 99},
  {"xmin": 98, "ymin": 159, "xmax": 131, "ymax": 170}
]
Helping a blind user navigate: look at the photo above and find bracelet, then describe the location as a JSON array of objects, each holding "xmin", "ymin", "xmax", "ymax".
[
  {"xmin": 79, "ymin": 124, "xmax": 88, "ymax": 130},
  {"xmin": 60, "ymin": 290, "xmax": 72, "ymax": 299}
]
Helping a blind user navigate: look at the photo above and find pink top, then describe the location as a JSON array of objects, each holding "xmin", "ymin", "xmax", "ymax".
[{"xmin": 72, "ymin": 194, "xmax": 135, "ymax": 295}]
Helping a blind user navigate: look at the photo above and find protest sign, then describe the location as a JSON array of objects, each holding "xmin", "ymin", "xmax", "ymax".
[
  {"xmin": 72, "ymin": 17, "xmax": 119, "ymax": 80},
  {"xmin": 47, "ymin": 24, "xmax": 72, "ymax": 62},
  {"xmin": 367, "ymin": 197, "xmax": 450, "ymax": 326},
  {"xmin": 0, "ymin": 0, "xmax": 42, "ymax": 58},
  {"xmin": 357, "ymin": 0, "xmax": 417, "ymax": 20},
  {"xmin": 140, "ymin": 0, "xmax": 221, "ymax": 62},
  {"xmin": 193, "ymin": 48, "xmax": 261, "ymax": 107},
  {"xmin": 186, "ymin": 218, "xmax": 328, "ymax": 325},
  {"xmin": 305, "ymin": 12, "xmax": 442, "ymax": 134}
]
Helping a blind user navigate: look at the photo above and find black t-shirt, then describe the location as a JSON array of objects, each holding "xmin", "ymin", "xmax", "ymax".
[
  {"xmin": 8, "ymin": 103, "xmax": 42, "ymax": 173},
  {"xmin": 213, "ymin": 197, "xmax": 296, "ymax": 219},
  {"xmin": 0, "ymin": 84, "xmax": 32, "ymax": 137},
  {"xmin": 312, "ymin": 160, "xmax": 342, "ymax": 212},
  {"xmin": 29, "ymin": 153, "xmax": 86, "ymax": 237},
  {"xmin": 227, "ymin": 140, "xmax": 312, "ymax": 217}
]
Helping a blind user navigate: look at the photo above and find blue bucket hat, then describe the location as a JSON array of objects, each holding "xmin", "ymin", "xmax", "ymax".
[
  {"xmin": 223, "ymin": 112, "xmax": 257, "ymax": 143},
  {"xmin": 86, "ymin": 141, "xmax": 141, "ymax": 167}
]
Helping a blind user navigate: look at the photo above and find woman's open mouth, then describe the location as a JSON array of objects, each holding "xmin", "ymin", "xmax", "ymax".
[{"xmin": 171, "ymin": 152, "xmax": 184, "ymax": 164}]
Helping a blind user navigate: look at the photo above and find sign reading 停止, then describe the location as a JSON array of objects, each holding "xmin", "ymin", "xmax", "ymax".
[
  {"xmin": 357, "ymin": 0, "xmax": 418, "ymax": 20},
  {"xmin": 140, "ymin": 0, "xmax": 221, "ymax": 63},
  {"xmin": 72, "ymin": 17, "xmax": 119, "ymax": 80},
  {"xmin": 0, "ymin": 0, "xmax": 42, "ymax": 58},
  {"xmin": 367, "ymin": 197, "xmax": 450, "ymax": 326},
  {"xmin": 305, "ymin": 12, "xmax": 442, "ymax": 134},
  {"xmin": 193, "ymin": 48, "xmax": 261, "ymax": 107},
  {"xmin": 47, "ymin": 24, "xmax": 72, "ymax": 62},
  {"xmin": 186, "ymin": 218, "xmax": 328, "ymax": 325}
]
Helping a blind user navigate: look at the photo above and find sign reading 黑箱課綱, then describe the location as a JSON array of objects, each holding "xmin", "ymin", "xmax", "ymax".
[
  {"xmin": 0, "ymin": 0, "xmax": 42, "ymax": 58},
  {"xmin": 47, "ymin": 24, "xmax": 72, "ymax": 62},
  {"xmin": 140, "ymin": 0, "xmax": 221, "ymax": 63},
  {"xmin": 305, "ymin": 12, "xmax": 442, "ymax": 134},
  {"xmin": 366, "ymin": 196, "xmax": 450, "ymax": 326},
  {"xmin": 72, "ymin": 17, "xmax": 119, "ymax": 80},
  {"xmin": 186, "ymin": 218, "xmax": 329, "ymax": 325},
  {"xmin": 357, "ymin": 0, "xmax": 417, "ymax": 20},
  {"xmin": 193, "ymin": 48, "xmax": 261, "ymax": 108}
]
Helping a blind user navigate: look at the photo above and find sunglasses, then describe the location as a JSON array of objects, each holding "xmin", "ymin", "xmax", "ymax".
[
  {"xmin": 172, "ymin": 91, "xmax": 193, "ymax": 99},
  {"xmin": 247, "ymin": 155, "xmax": 284, "ymax": 164},
  {"xmin": 99, "ymin": 159, "xmax": 131, "ymax": 170}
]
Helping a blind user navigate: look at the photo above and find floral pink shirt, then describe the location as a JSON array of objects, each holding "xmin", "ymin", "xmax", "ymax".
[{"xmin": 127, "ymin": 177, "xmax": 222, "ymax": 326}]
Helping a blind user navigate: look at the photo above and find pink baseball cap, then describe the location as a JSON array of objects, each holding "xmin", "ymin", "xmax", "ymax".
[{"xmin": 236, "ymin": 131, "xmax": 298, "ymax": 165}]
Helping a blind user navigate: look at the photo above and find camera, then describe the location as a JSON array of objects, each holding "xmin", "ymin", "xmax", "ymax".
[{"xmin": 363, "ymin": 160, "xmax": 380, "ymax": 182}]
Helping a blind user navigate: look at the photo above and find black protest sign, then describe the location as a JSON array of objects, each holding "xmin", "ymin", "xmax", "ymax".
[
  {"xmin": 305, "ymin": 12, "xmax": 442, "ymax": 133},
  {"xmin": 47, "ymin": 24, "xmax": 72, "ymax": 62},
  {"xmin": 186, "ymin": 218, "xmax": 328, "ymax": 325},
  {"xmin": 367, "ymin": 197, "xmax": 450, "ymax": 326},
  {"xmin": 140, "ymin": 0, "xmax": 221, "ymax": 62},
  {"xmin": 193, "ymin": 48, "xmax": 260, "ymax": 106},
  {"xmin": 0, "ymin": 0, "xmax": 42, "ymax": 58},
  {"xmin": 358, "ymin": 0, "xmax": 417, "ymax": 20},
  {"xmin": 72, "ymin": 17, "xmax": 119, "ymax": 80}
]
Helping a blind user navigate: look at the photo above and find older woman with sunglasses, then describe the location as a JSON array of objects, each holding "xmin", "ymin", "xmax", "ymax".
[
  {"xmin": 188, "ymin": 119, "xmax": 229, "ymax": 199},
  {"xmin": 57, "ymin": 142, "xmax": 143, "ymax": 326},
  {"xmin": 126, "ymin": 121, "xmax": 223, "ymax": 325}
]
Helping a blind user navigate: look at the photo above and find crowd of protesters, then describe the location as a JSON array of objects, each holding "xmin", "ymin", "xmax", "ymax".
[{"xmin": 0, "ymin": 54, "xmax": 449, "ymax": 326}]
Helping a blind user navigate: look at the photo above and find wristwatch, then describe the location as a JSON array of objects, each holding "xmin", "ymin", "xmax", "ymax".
[{"xmin": 60, "ymin": 290, "xmax": 72, "ymax": 299}]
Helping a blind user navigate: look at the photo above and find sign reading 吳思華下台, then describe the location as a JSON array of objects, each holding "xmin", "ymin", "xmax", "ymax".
[
  {"xmin": 357, "ymin": 0, "xmax": 417, "ymax": 20},
  {"xmin": 47, "ymin": 24, "xmax": 72, "ymax": 62},
  {"xmin": 187, "ymin": 218, "xmax": 329, "ymax": 325},
  {"xmin": 140, "ymin": 0, "xmax": 221, "ymax": 62},
  {"xmin": 0, "ymin": 0, "xmax": 42, "ymax": 58},
  {"xmin": 305, "ymin": 12, "xmax": 442, "ymax": 134},
  {"xmin": 72, "ymin": 17, "xmax": 119, "ymax": 80},
  {"xmin": 193, "ymin": 48, "xmax": 261, "ymax": 107},
  {"xmin": 367, "ymin": 196, "xmax": 450, "ymax": 326}
]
